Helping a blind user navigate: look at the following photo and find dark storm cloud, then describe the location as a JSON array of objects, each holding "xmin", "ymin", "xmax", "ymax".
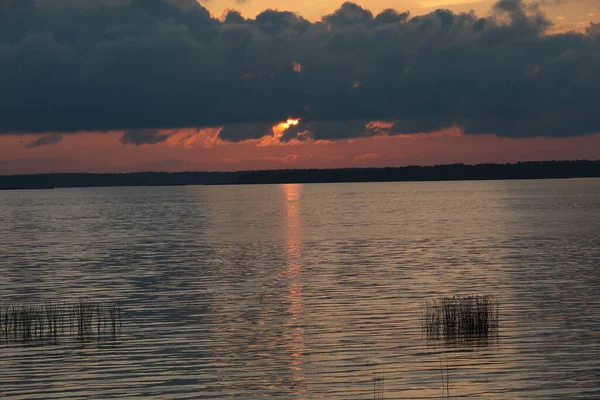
[
  {"xmin": 374, "ymin": 9, "xmax": 411, "ymax": 24},
  {"xmin": 588, "ymin": 23, "xmax": 600, "ymax": 36},
  {"xmin": 323, "ymin": 2, "xmax": 374, "ymax": 26},
  {"xmin": 120, "ymin": 129, "xmax": 170, "ymax": 145},
  {"xmin": 0, "ymin": 0, "xmax": 599, "ymax": 140},
  {"xmin": 219, "ymin": 123, "xmax": 273, "ymax": 142},
  {"xmin": 24, "ymin": 133, "xmax": 64, "ymax": 149}
]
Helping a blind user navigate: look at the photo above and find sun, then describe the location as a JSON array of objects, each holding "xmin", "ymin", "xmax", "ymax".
[
  {"xmin": 285, "ymin": 118, "xmax": 300, "ymax": 128},
  {"xmin": 259, "ymin": 118, "xmax": 302, "ymax": 146},
  {"xmin": 276, "ymin": 118, "xmax": 300, "ymax": 132}
]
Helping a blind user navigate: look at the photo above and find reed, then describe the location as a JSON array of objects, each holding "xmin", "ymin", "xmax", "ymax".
[
  {"xmin": 422, "ymin": 295, "xmax": 498, "ymax": 344},
  {"xmin": 0, "ymin": 299, "xmax": 122, "ymax": 345},
  {"xmin": 373, "ymin": 373, "xmax": 384, "ymax": 400},
  {"xmin": 439, "ymin": 357, "xmax": 450, "ymax": 399}
]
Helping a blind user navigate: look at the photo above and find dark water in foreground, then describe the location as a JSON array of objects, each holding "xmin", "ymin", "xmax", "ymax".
[{"xmin": 1, "ymin": 179, "xmax": 599, "ymax": 399}]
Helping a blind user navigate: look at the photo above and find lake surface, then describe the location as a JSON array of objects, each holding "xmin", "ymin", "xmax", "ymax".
[{"xmin": 1, "ymin": 179, "xmax": 599, "ymax": 399}]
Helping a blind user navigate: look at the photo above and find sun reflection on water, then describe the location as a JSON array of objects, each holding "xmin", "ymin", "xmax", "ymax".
[{"xmin": 281, "ymin": 183, "xmax": 307, "ymax": 398}]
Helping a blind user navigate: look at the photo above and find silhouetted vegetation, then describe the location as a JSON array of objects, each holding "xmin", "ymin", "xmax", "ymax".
[
  {"xmin": 0, "ymin": 171, "xmax": 239, "ymax": 190},
  {"xmin": 0, "ymin": 160, "xmax": 598, "ymax": 190},
  {"xmin": 439, "ymin": 357, "xmax": 450, "ymax": 399},
  {"xmin": 237, "ymin": 160, "xmax": 600, "ymax": 184},
  {"xmin": 422, "ymin": 295, "xmax": 498, "ymax": 345},
  {"xmin": 373, "ymin": 373, "xmax": 384, "ymax": 400},
  {"xmin": 0, "ymin": 300, "xmax": 122, "ymax": 345}
]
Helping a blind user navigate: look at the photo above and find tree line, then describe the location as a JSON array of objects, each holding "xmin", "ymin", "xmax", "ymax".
[{"xmin": 1, "ymin": 160, "xmax": 598, "ymax": 190}]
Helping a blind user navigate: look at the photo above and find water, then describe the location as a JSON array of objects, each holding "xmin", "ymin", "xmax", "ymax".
[{"xmin": 1, "ymin": 179, "xmax": 599, "ymax": 399}]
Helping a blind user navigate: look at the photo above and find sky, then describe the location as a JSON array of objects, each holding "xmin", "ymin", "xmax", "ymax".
[{"xmin": 0, "ymin": 0, "xmax": 599, "ymax": 174}]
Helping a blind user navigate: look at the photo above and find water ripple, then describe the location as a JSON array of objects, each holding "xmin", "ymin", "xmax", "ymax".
[{"xmin": 1, "ymin": 180, "xmax": 599, "ymax": 398}]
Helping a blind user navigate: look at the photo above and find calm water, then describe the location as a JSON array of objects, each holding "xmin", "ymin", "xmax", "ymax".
[{"xmin": 1, "ymin": 179, "xmax": 599, "ymax": 399}]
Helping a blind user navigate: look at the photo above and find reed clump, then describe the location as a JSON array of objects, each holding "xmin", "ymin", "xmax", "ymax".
[
  {"xmin": 373, "ymin": 373, "xmax": 384, "ymax": 400},
  {"xmin": 0, "ymin": 299, "xmax": 122, "ymax": 345},
  {"xmin": 422, "ymin": 295, "xmax": 498, "ymax": 344}
]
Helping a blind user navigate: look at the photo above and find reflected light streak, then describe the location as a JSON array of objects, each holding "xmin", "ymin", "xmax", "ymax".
[{"xmin": 281, "ymin": 184, "xmax": 307, "ymax": 397}]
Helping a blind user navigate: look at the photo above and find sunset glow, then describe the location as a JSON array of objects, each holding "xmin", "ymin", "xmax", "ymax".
[
  {"xmin": 1, "ymin": 1, "xmax": 599, "ymax": 398},
  {"xmin": 0, "ymin": 0, "xmax": 598, "ymax": 174},
  {"xmin": 286, "ymin": 119, "xmax": 300, "ymax": 128}
]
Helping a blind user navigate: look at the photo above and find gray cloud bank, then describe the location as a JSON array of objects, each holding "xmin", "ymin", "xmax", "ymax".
[
  {"xmin": 0, "ymin": 0, "xmax": 599, "ymax": 142},
  {"xmin": 24, "ymin": 133, "xmax": 64, "ymax": 149},
  {"xmin": 120, "ymin": 129, "xmax": 170, "ymax": 145}
]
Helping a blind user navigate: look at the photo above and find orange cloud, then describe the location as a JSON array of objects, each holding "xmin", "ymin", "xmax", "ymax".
[
  {"xmin": 259, "ymin": 118, "xmax": 301, "ymax": 147},
  {"xmin": 165, "ymin": 127, "xmax": 224, "ymax": 149},
  {"xmin": 354, "ymin": 153, "xmax": 384, "ymax": 161}
]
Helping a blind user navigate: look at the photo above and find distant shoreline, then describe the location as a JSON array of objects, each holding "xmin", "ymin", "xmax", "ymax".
[{"xmin": 1, "ymin": 160, "xmax": 599, "ymax": 190}]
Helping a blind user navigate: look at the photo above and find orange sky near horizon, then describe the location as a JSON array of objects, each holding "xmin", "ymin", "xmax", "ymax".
[
  {"xmin": 2, "ymin": 128, "xmax": 600, "ymax": 174},
  {"xmin": 202, "ymin": 0, "xmax": 598, "ymax": 29}
]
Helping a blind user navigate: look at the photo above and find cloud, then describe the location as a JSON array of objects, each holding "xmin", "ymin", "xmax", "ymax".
[
  {"xmin": 354, "ymin": 153, "xmax": 384, "ymax": 161},
  {"xmin": 281, "ymin": 120, "xmax": 372, "ymax": 141},
  {"xmin": 120, "ymin": 130, "xmax": 170, "ymax": 145},
  {"xmin": 323, "ymin": 2, "xmax": 374, "ymax": 26},
  {"xmin": 587, "ymin": 23, "xmax": 600, "ymax": 36},
  {"xmin": 219, "ymin": 123, "xmax": 273, "ymax": 142},
  {"xmin": 24, "ymin": 133, "xmax": 64, "ymax": 149},
  {"xmin": 0, "ymin": 0, "xmax": 599, "ymax": 141}
]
